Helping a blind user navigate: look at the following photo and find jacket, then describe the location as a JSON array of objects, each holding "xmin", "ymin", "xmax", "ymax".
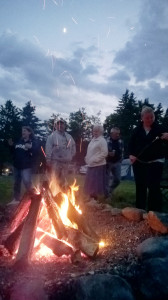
[
  {"xmin": 45, "ymin": 130, "xmax": 76, "ymax": 163},
  {"xmin": 129, "ymin": 122, "xmax": 166, "ymax": 162},
  {"xmin": 106, "ymin": 137, "xmax": 124, "ymax": 163},
  {"xmin": 85, "ymin": 136, "xmax": 108, "ymax": 167},
  {"xmin": 11, "ymin": 138, "xmax": 39, "ymax": 169}
]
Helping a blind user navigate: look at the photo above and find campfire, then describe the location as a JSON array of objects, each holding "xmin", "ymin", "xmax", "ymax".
[{"xmin": 3, "ymin": 178, "xmax": 101, "ymax": 268}]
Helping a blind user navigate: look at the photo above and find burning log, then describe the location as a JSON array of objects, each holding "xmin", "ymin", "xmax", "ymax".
[
  {"xmin": 3, "ymin": 221, "xmax": 24, "ymax": 255},
  {"xmin": 14, "ymin": 192, "xmax": 42, "ymax": 267},
  {"xmin": 41, "ymin": 234, "xmax": 74, "ymax": 257},
  {"xmin": 8, "ymin": 191, "xmax": 31, "ymax": 233},
  {"xmin": 42, "ymin": 181, "xmax": 67, "ymax": 239},
  {"xmin": 54, "ymin": 192, "xmax": 99, "ymax": 241},
  {"xmin": 65, "ymin": 227, "xmax": 99, "ymax": 258}
]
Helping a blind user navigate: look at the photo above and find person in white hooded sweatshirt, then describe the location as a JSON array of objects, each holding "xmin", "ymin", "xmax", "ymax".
[
  {"xmin": 45, "ymin": 119, "xmax": 76, "ymax": 189},
  {"xmin": 84, "ymin": 124, "xmax": 108, "ymax": 201}
]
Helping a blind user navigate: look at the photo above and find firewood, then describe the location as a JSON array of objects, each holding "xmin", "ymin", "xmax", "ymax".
[
  {"xmin": 42, "ymin": 181, "xmax": 67, "ymax": 239},
  {"xmin": 65, "ymin": 227, "xmax": 99, "ymax": 258},
  {"xmin": 41, "ymin": 234, "xmax": 73, "ymax": 257},
  {"xmin": 3, "ymin": 221, "xmax": 24, "ymax": 255},
  {"xmin": 14, "ymin": 193, "xmax": 42, "ymax": 267},
  {"xmin": 8, "ymin": 191, "xmax": 32, "ymax": 233},
  {"xmin": 54, "ymin": 192, "xmax": 99, "ymax": 241}
]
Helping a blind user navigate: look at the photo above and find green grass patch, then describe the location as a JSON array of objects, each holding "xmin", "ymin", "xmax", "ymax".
[
  {"xmin": 0, "ymin": 174, "xmax": 168, "ymax": 212},
  {"xmin": 0, "ymin": 176, "xmax": 13, "ymax": 205}
]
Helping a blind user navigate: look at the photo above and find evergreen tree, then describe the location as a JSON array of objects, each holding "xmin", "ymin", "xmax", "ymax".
[
  {"xmin": 104, "ymin": 90, "xmax": 139, "ymax": 156},
  {"xmin": 0, "ymin": 100, "xmax": 22, "ymax": 168},
  {"xmin": 21, "ymin": 101, "xmax": 46, "ymax": 139},
  {"xmin": 162, "ymin": 108, "xmax": 168, "ymax": 131},
  {"xmin": 155, "ymin": 103, "xmax": 164, "ymax": 124}
]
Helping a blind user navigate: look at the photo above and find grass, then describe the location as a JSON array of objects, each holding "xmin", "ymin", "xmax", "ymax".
[{"xmin": 0, "ymin": 174, "xmax": 168, "ymax": 212}]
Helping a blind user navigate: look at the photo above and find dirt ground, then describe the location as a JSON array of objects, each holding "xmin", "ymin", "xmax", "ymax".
[{"xmin": 0, "ymin": 202, "xmax": 159, "ymax": 299}]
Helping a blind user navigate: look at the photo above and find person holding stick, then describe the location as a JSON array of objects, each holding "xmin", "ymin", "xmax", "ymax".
[{"xmin": 129, "ymin": 106, "xmax": 168, "ymax": 212}]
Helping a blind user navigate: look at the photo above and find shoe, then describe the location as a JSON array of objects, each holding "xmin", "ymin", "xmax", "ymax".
[{"xmin": 7, "ymin": 199, "xmax": 20, "ymax": 206}]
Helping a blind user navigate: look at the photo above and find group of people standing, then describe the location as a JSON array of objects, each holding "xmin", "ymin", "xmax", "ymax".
[
  {"xmin": 8, "ymin": 106, "xmax": 168, "ymax": 213},
  {"xmin": 83, "ymin": 106, "xmax": 168, "ymax": 212}
]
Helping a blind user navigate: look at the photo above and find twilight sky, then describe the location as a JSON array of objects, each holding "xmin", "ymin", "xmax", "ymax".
[{"xmin": 0, "ymin": 0, "xmax": 168, "ymax": 122}]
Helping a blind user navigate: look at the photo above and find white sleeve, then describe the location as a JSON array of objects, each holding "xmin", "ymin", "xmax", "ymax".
[{"xmin": 45, "ymin": 134, "xmax": 53, "ymax": 163}]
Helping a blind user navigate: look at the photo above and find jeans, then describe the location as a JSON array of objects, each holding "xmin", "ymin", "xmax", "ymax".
[
  {"xmin": 13, "ymin": 168, "xmax": 32, "ymax": 202},
  {"xmin": 106, "ymin": 161, "xmax": 121, "ymax": 194},
  {"xmin": 51, "ymin": 160, "xmax": 69, "ymax": 189}
]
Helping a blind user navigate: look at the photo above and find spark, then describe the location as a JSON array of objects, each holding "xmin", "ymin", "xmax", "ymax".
[
  {"xmin": 51, "ymin": 0, "xmax": 58, "ymax": 5},
  {"xmin": 89, "ymin": 18, "xmax": 95, "ymax": 22},
  {"xmin": 72, "ymin": 17, "xmax": 78, "ymax": 24},
  {"xmin": 106, "ymin": 26, "xmax": 111, "ymax": 38},
  {"xmin": 60, "ymin": 71, "xmax": 76, "ymax": 86},
  {"xmin": 42, "ymin": 0, "xmax": 45, "ymax": 9},
  {"xmin": 51, "ymin": 54, "xmax": 56, "ymax": 72},
  {"xmin": 67, "ymin": 139, "xmax": 71, "ymax": 148},
  {"xmin": 41, "ymin": 146, "xmax": 46, "ymax": 157},
  {"xmin": 33, "ymin": 35, "xmax": 40, "ymax": 45}
]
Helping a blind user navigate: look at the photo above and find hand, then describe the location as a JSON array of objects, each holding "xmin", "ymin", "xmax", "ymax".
[
  {"xmin": 8, "ymin": 138, "xmax": 14, "ymax": 146},
  {"xmin": 129, "ymin": 155, "xmax": 137, "ymax": 164},
  {"xmin": 109, "ymin": 150, "xmax": 115, "ymax": 157},
  {"xmin": 25, "ymin": 142, "xmax": 32, "ymax": 150},
  {"xmin": 161, "ymin": 133, "xmax": 168, "ymax": 140}
]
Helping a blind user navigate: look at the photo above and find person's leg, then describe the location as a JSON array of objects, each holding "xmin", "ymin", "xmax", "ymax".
[
  {"xmin": 133, "ymin": 162, "xmax": 147, "ymax": 210},
  {"xmin": 22, "ymin": 168, "xmax": 32, "ymax": 192},
  {"xmin": 110, "ymin": 162, "xmax": 121, "ymax": 192},
  {"xmin": 106, "ymin": 163, "xmax": 112, "ymax": 196},
  {"xmin": 13, "ymin": 168, "xmax": 22, "ymax": 202},
  {"xmin": 147, "ymin": 162, "xmax": 163, "ymax": 212}
]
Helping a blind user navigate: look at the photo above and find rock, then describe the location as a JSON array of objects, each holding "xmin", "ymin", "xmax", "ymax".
[
  {"xmin": 110, "ymin": 208, "xmax": 122, "ymax": 216},
  {"xmin": 122, "ymin": 207, "xmax": 145, "ymax": 222},
  {"xmin": 75, "ymin": 274, "xmax": 135, "ymax": 300},
  {"xmin": 137, "ymin": 257, "xmax": 168, "ymax": 300},
  {"xmin": 10, "ymin": 278, "xmax": 48, "ymax": 300},
  {"xmin": 147, "ymin": 211, "xmax": 168, "ymax": 233},
  {"xmin": 136, "ymin": 236, "xmax": 168, "ymax": 260}
]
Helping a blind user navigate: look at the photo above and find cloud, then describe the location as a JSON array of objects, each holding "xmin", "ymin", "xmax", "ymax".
[{"xmin": 114, "ymin": 0, "xmax": 168, "ymax": 83}]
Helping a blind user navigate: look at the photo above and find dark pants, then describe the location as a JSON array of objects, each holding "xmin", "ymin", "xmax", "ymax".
[
  {"xmin": 106, "ymin": 161, "xmax": 121, "ymax": 194},
  {"xmin": 13, "ymin": 168, "xmax": 32, "ymax": 202},
  {"xmin": 133, "ymin": 161, "xmax": 163, "ymax": 212}
]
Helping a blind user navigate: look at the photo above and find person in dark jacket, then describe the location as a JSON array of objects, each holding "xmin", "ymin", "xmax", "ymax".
[
  {"xmin": 106, "ymin": 127, "xmax": 124, "ymax": 196},
  {"xmin": 129, "ymin": 106, "xmax": 168, "ymax": 212},
  {"xmin": 8, "ymin": 126, "xmax": 38, "ymax": 205}
]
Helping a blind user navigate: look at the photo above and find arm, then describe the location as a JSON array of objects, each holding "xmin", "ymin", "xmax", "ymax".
[
  {"xmin": 128, "ymin": 129, "xmax": 138, "ymax": 164},
  {"xmin": 45, "ymin": 134, "xmax": 53, "ymax": 164},
  {"xmin": 90, "ymin": 139, "xmax": 108, "ymax": 164},
  {"xmin": 71, "ymin": 137, "xmax": 76, "ymax": 158}
]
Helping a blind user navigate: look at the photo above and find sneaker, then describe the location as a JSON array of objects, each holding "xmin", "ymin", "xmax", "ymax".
[{"xmin": 7, "ymin": 199, "xmax": 20, "ymax": 206}]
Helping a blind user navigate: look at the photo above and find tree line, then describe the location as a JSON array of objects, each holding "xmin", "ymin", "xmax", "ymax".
[{"xmin": 0, "ymin": 89, "xmax": 168, "ymax": 169}]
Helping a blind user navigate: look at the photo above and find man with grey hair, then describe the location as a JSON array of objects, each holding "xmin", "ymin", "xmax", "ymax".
[
  {"xmin": 106, "ymin": 127, "xmax": 124, "ymax": 196},
  {"xmin": 45, "ymin": 119, "xmax": 76, "ymax": 190}
]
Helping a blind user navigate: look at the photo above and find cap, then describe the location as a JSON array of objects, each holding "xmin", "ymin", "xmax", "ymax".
[{"xmin": 54, "ymin": 118, "xmax": 65, "ymax": 125}]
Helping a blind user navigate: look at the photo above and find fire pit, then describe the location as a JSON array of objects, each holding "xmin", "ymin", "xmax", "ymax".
[
  {"xmin": 0, "ymin": 178, "xmax": 157, "ymax": 300},
  {"xmin": 2, "ymin": 179, "xmax": 102, "ymax": 269}
]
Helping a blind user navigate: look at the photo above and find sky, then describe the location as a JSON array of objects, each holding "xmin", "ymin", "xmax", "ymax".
[{"xmin": 0, "ymin": 0, "xmax": 168, "ymax": 122}]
